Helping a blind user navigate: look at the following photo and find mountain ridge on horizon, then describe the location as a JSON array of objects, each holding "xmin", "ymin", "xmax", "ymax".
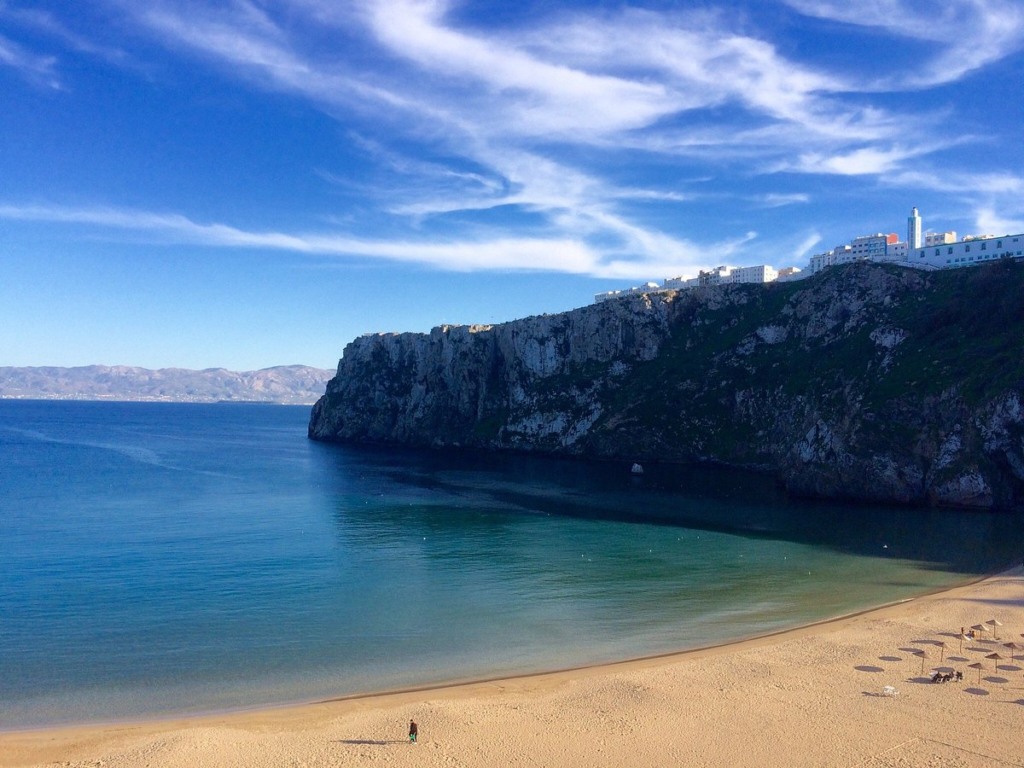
[{"xmin": 0, "ymin": 364, "xmax": 335, "ymax": 405}]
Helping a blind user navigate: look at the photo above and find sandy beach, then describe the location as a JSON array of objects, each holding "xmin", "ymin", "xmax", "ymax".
[{"xmin": 3, "ymin": 568, "xmax": 1023, "ymax": 768}]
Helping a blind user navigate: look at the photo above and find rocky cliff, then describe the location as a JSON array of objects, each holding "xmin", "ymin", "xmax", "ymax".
[{"xmin": 310, "ymin": 261, "xmax": 1024, "ymax": 510}]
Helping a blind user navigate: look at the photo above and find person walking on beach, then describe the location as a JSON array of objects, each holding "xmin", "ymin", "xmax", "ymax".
[{"xmin": 409, "ymin": 719, "xmax": 418, "ymax": 743}]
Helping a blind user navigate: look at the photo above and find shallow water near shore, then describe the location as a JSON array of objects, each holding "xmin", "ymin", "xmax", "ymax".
[{"xmin": 2, "ymin": 399, "xmax": 1022, "ymax": 729}]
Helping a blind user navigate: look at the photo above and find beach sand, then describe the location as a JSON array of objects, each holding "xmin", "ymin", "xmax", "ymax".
[{"xmin": 3, "ymin": 568, "xmax": 1023, "ymax": 768}]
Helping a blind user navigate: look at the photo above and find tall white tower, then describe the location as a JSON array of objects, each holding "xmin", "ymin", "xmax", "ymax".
[{"xmin": 908, "ymin": 207, "xmax": 922, "ymax": 250}]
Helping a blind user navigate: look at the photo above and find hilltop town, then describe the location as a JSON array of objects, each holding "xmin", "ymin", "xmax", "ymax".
[{"xmin": 595, "ymin": 207, "xmax": 1024, "ymax": 303}]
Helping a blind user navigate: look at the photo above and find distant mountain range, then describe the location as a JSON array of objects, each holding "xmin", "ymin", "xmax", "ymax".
[{"xmin": 0, "ymin": 365, "xmax": 335, "ymax": 405}]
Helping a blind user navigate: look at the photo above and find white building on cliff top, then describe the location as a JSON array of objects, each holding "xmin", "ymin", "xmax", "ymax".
[
  {"xmin": 594, "ymin": 207, "xmax": 1024, "ymax": 304},
  {"xmin": 807, "ymin": 208, "xmax": 1024, "ymax": 276},
  {"xmin": 594, "ymin": 262, "xmax": 792, "ymax": 303}
]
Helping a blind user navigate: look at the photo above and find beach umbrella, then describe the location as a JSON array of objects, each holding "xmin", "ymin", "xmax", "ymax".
[
  {"xmin": 986, "ymin": 619, "xmax": 1003, "ymax": 640},
  {"xmin": 1002, "ymin": 642, "xmax": 1021, "ymax": 661},
  {"xmin": 971, "ymin": 624, "xmax": 990, "ymax": 640},
  {"xmin": 968, "ymin": 661, "xmax": 984, "ymax": 684},
  {"xmin": 912, "ymin": 649, "xmax": 928, "ymax": 674},
  {"xmin": 986, "ymin": 652, "xmax": 1006, "ymax": 671},
  {"xmin": 936, "ymin": 641, "xmax": 946, "ymax": 662},
  {"xmin": 959, "ymin": 632, "xmax": 970, "ymax": 654}
]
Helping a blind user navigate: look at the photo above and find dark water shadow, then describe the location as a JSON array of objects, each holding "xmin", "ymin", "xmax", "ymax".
[
  {"xmin": 964, "ymin": 687, "xmax": 990, "ymax": 696},
  {"xmin": 856, "ymin": 665, "xmax": 884, "ymax": 673},
  {"xmin": 310, "ymin": 442, "xmax": 1024, "ymax": 576},
  {"xmin": 879, "ymin": 655, "xmax": 901, "ymax": 662}
]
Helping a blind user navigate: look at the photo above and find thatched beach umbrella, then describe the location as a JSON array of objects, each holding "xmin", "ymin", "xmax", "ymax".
[
  {"xmin": 1002, "ymin": 642, "xmax": 1021, "ymax": 661},
  {"xmin": 986, "ymin": 619, "xmax": 1003, "ymax": 640},
  {"xmin": 971, "ymin": 624, "xmax": 990, "ymax": 640},
  {"xmin": 986, "ymin": 652, "xmax": 1006, "ymax": 671},
  {"xmin": 968, "ymin": 661, "xmax": 985, "ymax": 684},
  {"xmin": 912, "ymin": 649, "xmax": 928, "ymax": 674},
  {"xmin": 959, "ymin": 631, "xmax": 970, "ymax": 654},
  {"xmin": 936, "ymin": 641, "xmax": 946, "ymax": 662}
]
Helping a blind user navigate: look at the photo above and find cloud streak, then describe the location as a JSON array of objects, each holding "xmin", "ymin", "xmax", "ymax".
[
  {"xmin": 0, "ymin": 203, "xmax": 601, "ymax": 274},
  {"xmin": 0, "ymin": 31, "xmax": 59, "ymax": 87},
  {"xmin": 0, "ymin": 200, "xmax": 767, "ymax": 281},
  {"xmin": 781, "ymin": 0, "xmax": 1024, "ymax": 87}
]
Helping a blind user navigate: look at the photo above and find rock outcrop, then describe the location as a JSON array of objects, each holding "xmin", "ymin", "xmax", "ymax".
[{"xmin": 310, "ymin": 261, "xmax": 1024, "ymax": 510}]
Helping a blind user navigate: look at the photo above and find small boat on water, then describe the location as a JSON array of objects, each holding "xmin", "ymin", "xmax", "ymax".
[{"xmin": 630, "ymin": 462, "xmax": 644, "ymax": 475}]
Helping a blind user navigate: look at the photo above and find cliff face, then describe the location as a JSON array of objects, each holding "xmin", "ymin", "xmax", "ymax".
[{"xmin": 310, "ymin": 262, "xmax": 1024, "ymax": 510}]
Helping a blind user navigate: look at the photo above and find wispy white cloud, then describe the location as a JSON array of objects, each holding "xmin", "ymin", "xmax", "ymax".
[
  {"xmin": 362, "ymin": 0, "xmax": 680, "ymax": 140},
  {"xmin": 886, "ymin": 169, "xmax": 1024, "ymax": 195},
  {"xmin": 975, "ymin": 207, "xmax": 1024, "ymax": 235},
  {"xmin": 527, "ymin": 8, "xmax": 847, "ymax": 134},
  {"xmin": 784, "ymin": 143, "xmax": 942, "ymax": 176},
  {"xmin": 0, "ymin": 202, "xmax": 602, "ymax": 273},
  {"xmin": 0, "ymin": 3, "xmax": 128, "ymax": 63},
  {"xmin": 792, "ymin": 232, "xmax": 823, "ymax": 261},
  {"xmin": 0, "ymin": 31, "xmax": 59, "ymax": 87},
  {"xmin": 131, "ymin": 0, "xmax": 430, "ymax": 121},
  {"xmin": 756, "ymin": 193, "xmax": 811, "ymax": 208},
  {"xmin": 0, "ymin": 201, "xmax": 765, "ymax": 280},
  {"xmin": 781, "ymin": 0, "xmax": 1024, "ymax": 87}
]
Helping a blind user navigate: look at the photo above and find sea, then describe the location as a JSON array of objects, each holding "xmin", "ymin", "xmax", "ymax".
[{"xmin": 2, "ymin": 399, "xmax": 1022, "ymax": 730}]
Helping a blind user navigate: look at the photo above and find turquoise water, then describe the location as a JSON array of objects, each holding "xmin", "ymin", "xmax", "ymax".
[{"xmin": 2, "ymin": 400, "xmax": 1022, "ymax": 729}]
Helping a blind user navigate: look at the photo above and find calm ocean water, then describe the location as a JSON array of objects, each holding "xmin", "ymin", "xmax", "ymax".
[{"xmin": 2, "ymin": 399, "xmax": 1022, "ymax": 729}]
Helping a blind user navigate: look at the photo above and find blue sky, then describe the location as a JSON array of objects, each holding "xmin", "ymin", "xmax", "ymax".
[{"xmin": 2, "ymin": 0, "xmax": 1022, "ymax": 370}]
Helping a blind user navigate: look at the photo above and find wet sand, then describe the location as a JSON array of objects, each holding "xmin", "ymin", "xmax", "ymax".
[{"xmin": 2, "ymin": 568, "xmax": 1023, "ymax": 767}]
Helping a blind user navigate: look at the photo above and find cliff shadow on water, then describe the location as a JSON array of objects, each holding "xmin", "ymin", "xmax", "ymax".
[
  {"xmin": 310, "ymin": 261, "xmax": 1024, "ymax": 513},
  {"xmin": 307, "ymin": 440, "xmax": 1024, "ymax": 577}
]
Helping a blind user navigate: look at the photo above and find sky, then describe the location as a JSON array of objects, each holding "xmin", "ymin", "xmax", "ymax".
[{"xmin": 2, "ymin": 0, "xmax": 1023, "ymax": 371}]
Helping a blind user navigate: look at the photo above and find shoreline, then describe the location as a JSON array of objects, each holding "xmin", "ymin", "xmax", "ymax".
[
  {"xmin": 3, "ymin": 566, "xmax": 1023, "ymax": 767},
  {"xmin": 0, "ymin": 569, "xmax": 994, "ymax": 737}
]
